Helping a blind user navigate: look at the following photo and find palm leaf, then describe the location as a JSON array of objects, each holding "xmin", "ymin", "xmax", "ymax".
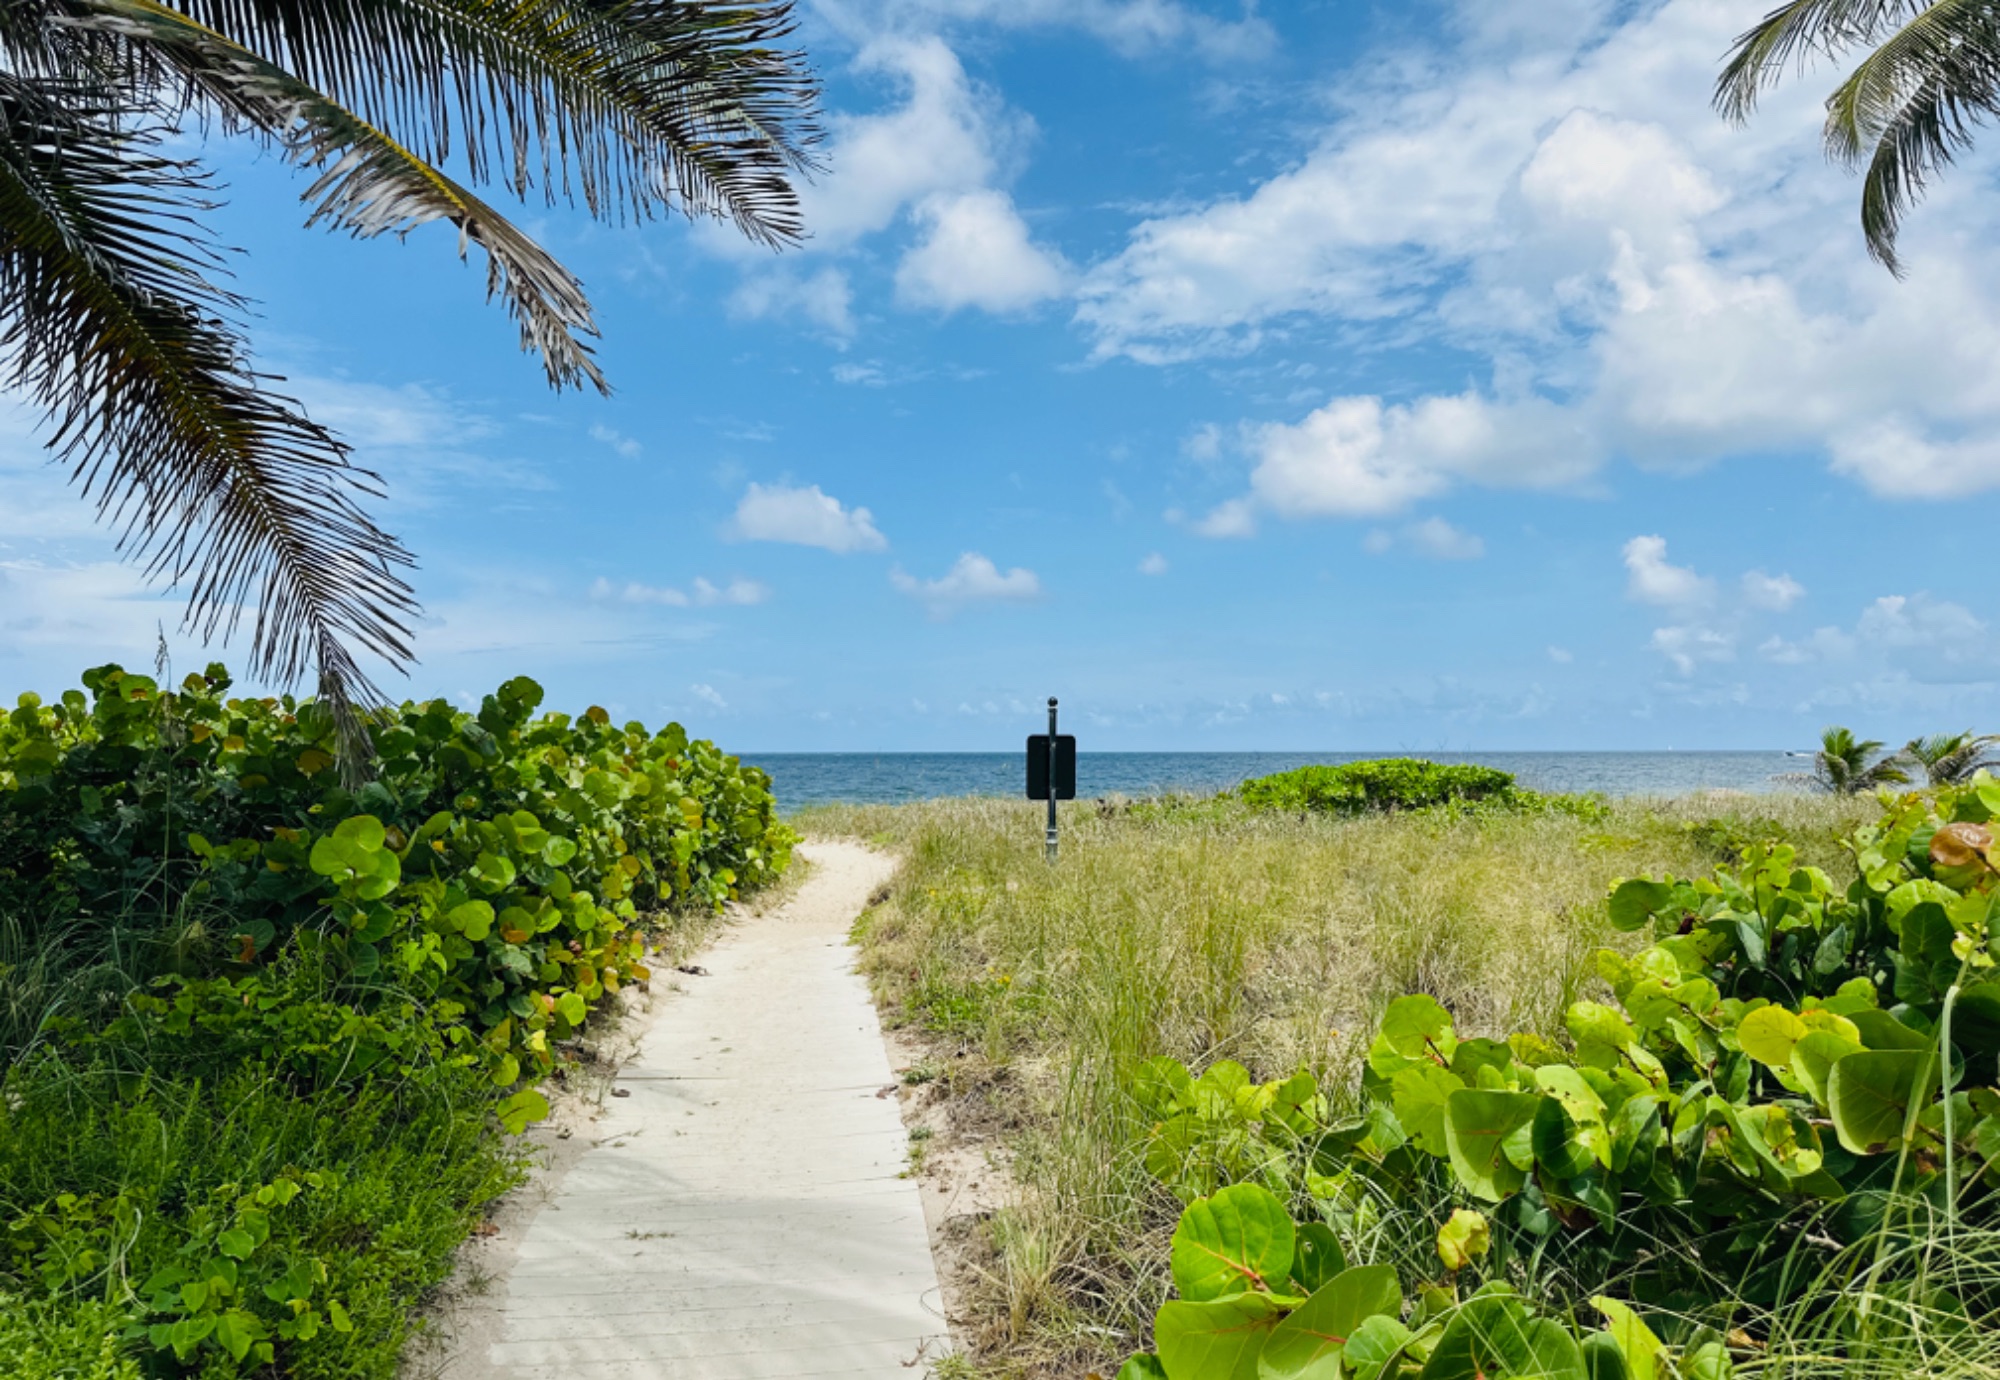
[
  {"xmin": 133, "ymin": 0, "xmax": 822, "ymax": 243},
  {"xmin": 1905, "ymin": 730, "xmax": 2000, "ymax": 784},
  {"xmin": 0, "ymin": 71, "xmax": 415, "ymax": 760},
  {"xmin": 1822, "ymin": 0, "xmax": 2000, "ymax": 270},
  {"xmin": 1717, "ymin": 0, "xmax": 1929, "ymax": 120},
  {"xmin": 77, "ymin": 0, "xmax": 607, "ymax": 390}
]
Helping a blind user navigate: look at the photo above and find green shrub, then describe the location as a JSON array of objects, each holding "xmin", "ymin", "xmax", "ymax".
[
  {"xmin": 1114, "ymin": 1182, "xmax": 1734, "ymax": 1380},
  {"xmin": 0, "ymin": 663, "xmax": 788, "ymax": 1378},
  {"xmin": 0, "ymin": 664, "xmax": 794, "ymax": 1084},
  {"xmin": 1135, "ymin": 776, "xmax": 2000, "ymax": 1359},
  {"xmin": 1237, "ymin": 759, "xmax": 1587, "ymax": 818}
]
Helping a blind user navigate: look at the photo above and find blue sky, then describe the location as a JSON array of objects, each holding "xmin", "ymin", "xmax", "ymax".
[{"xmin": 6, "ymin": 0, "xmax": 2000, "ymax": 751}]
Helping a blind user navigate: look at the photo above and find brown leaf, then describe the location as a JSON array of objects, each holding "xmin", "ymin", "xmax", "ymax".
[{"xmin": 1931, "ymin": 821, "xmax": 1995, "ymax": 870}]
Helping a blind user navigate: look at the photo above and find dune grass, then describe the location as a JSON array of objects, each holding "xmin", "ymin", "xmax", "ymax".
[{"xmin": 803, "ymin": 792, "xmax": 1877, "ymax": 1375}]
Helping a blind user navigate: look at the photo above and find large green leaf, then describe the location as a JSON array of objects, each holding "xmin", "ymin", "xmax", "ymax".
[
  {"xmin": 1289, "ymin": 1223, "xmax": 1347, "ymax": 1295},
  {"xmin": 1158, "ymin": 1294, "xmax": 1287, "ymax": 1380},
  {"xmin": 1848, "ymin": 1009, "xmax": 1931, "ymax": 1052},
  {"xmin": 1171, "ymin": 1184, "xmax": 1296, "ymax": 1301},
  {"xmin": 1379, "ymin": 995, "xmax": 1455, "ymax": 1059},
  {"xmin": 1257, "ymin": 1265, "xmax": 1401, "ymax": 1380},
  {"xmin": 1444, "ymin": 1091, "xmax": 1541, "ymax": 1201},
  {"xmin": 1392, "ymin": 1064, "xmax": 1464, "ymax": 1156},
  {"xmin": 1827, "ymin": 1049, "xmax": 1931, "ymax": 1155},
  {"xmin": 1345, "ymin": 1316, "xmax": 1416, "ymax": 1380},
  {"xmin": 1736, "ymin": 1006, "xmax": 1809, "ymax": 1068},
  {"xmin": 1420, "ymin": 1291, "xmax": 1587, "ymax": 1380},
  {"xmin": 1580, "ymin": 1333, "xmax": 1627, "ymax": 1380},
  {"xmin": 1792, "ymin": 1030, "xmax": 1864, "ymax": 1105},
  {"xmin": 1589, "ymin": 1298, "xmax": 1660, "ymax": 1380},
  {"xmin": 1608, "ymin": 879, "xmax": 1673, "ymax": 933}
]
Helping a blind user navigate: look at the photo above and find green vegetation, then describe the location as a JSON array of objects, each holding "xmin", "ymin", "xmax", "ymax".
[
  {"xmin": 1117, "ymin": 1181, "xmax": 1732, "ymax": 1380},
  {"xmin": 1797, "ymin": 727, "xmax": 1913, "ymax": 796},
  {"xmin": 1234, "ymin": 758, "xmax": 1594, "ymax": 819},
  {"xmin": 806, "ymin": 790, "xmax": 1898, "ymax": 1377},
  {"xmin": 0, "ymin": 663, "xmax": 791, "ymax": 1377},
  {"xmin": 1905, "ymin": 731, "xmax": 2000, "ymax": 788},
  {"xmin": 1109, "ymin": 775, "xmax": 2000, "ymax": 1380}
]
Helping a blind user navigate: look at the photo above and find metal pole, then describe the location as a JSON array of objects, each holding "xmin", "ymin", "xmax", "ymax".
[{"xmin": 1045, "ymin": 697, "xmax": 1059, "ymax": 863}]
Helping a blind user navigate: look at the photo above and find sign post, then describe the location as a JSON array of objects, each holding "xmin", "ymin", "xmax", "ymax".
[{"xmin": 1025, "ymin": 697, "xmax": 1075, "ymax": 862}]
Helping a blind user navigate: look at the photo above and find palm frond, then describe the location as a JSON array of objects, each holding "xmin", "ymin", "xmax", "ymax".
[
  {"xmin": 1822, "ymin": 0, "xmax": 2000, "ymax": 270},
  {"xmin": 1717, "ymin": 0, "xmax": 1929, "ymax": 121},
  {"xmin": 1905, "ymin": 730, "xmax": 2000, "ymax": 784},
  {"xmin": 1808, "ymin": 724, "xmax": 1912, "ymax": 793},
  {"xmin": 127, "ymin": 0, "xmax": 823, "ymax": 245},
  {"xmin": 0, "ymin": 71, "xmax": 415, "ymax": 758},
  {"xmin": 76, "ymin": 0, "xmax": 606, "ymax": 391}
]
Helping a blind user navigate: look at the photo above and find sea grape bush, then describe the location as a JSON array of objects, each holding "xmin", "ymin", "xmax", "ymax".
[
  {"xmin": 1140, "ymin": 777, "xmax": 2000, "ymax": 1325},
  {"xmin": 0, "ymin": 663, "xmax": 794, "ymax": 1092},
  {"xmin": 1134, "ymin": 1058, "xmax": 1326, "ymax": 1202},
  {"xmin": 0, "ymin": 665, "xmax": 790, "ymax": 1376},
  {"xmin": 1115, "ymin": 1182, "xmax": 1733, "ymax": 1380},
  {"xmin": 1236, "ymin": 760, "xmax": 1600, "ymax": 820}
]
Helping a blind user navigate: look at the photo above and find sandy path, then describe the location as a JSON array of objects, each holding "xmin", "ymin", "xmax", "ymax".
[{"xmin": 443, "ymin": 840, "xmax": 946, "ymax": 1380}]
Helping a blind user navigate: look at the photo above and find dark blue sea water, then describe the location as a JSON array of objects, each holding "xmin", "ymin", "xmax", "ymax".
[{"xmin": 739, "ymin": 751, "xmax": 1805, "ymax": 810}]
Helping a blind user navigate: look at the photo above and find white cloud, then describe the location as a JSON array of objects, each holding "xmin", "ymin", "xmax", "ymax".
[
  {"xmin": 1074, "ymin": 0, "xmax": 2000, "ymax": 504},
  {"xmin": 1138, "ymin": 552, "xmax": 1169, "ymax": 576},
  {"xmin": 795, "ymin": 36, "xmax": 1019, "ymax": 250},
  {"xmin": 1742, "ymin": 570, "xmax": 1805, "ymax": 612},
  {"xmin": 728, "ymin": 482, "xmax": 888, "ymax": 553},
  {"xmin": 1362, "ymin": 516, "xmax": 1486, "ymax": 559},
  {"xmin": 588, "ymin": 424, "xmax": 641, "ymax": 459},
  {"xmin": 1226, "ymin": 392, "xmax": 1589, "ymax": 524},
  {"xmin": 1403, "ymin": 517, "xmax": 1484, "ymax": 561},
  {"xmin": 1192, "ymin": 497, "xmax": 1257, "ymax": 539},
  {"xmin": 1547, "ymin": 646, "xmax": 1574, "ymax": 663},
  {"xmin": 1858, "ymin": 594, "xmax": 1989, "ymax": 657},
  {"xmin": 1756, "ymin": 594, "xmax": 1995, "ymax": 682},
  {"xmin": 728, "ymin": 267, "xmax": 855, "ymax": 339},
  {"xmin": 1622, "ymin": 535, "xmax": 1712, "ymax": 608},
  {"xmin": 1759, "ymin": 628, "xmax": 1857, "ymax": 665},
  {"xmin": 713, "ymin": 34, "xmax": 1077, "ymax": 328},
  {"xmin": 1183, "ymin": 423, "xmax": 1223, "ymax": 463},
  {"xmin": 590, "ymin": 576, "xmax": 770, "ymax": 608},
  {"xmin": 689, "ymin": 683, "xmax": 728, "ymax": 711},
  {"xmin": 895, "ymin": 190, "xmax": 1069, "ymax": 314},
  {"xmin": 890, "ymin": 552, "xmax": 1041, "ymax": 616},
  {"xmin": 1650, "ymin": 624, "xmax": 1734, "ymax": 677},
  {"xmin": 1827, "ymin": 419, "xmax": 2000, "ymax": 499},
  {"xmin": 831, "ymin": 361, "xmax": 886, "ymax": 387}
]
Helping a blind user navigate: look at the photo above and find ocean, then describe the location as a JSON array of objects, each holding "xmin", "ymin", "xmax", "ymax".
[{"xmin": 738, "ymin": 751, "xmax": 1806, "ymax": 810}]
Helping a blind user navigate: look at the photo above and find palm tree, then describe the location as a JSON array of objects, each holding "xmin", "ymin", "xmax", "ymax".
[
  {"xmin": 1800, "ymin": 725, "xmax": 1912, "ymax": 794},
  {"xmin": 1904, "ymin": 730, "xmax": 2000, "ymax": 785},
  {"xmin": 1715, "ymin": 1, "xmax": 2000, "ymax": 274},
  {"xmin": 2, "ymin": 0, "xmax": 819, "ymax": 755}
]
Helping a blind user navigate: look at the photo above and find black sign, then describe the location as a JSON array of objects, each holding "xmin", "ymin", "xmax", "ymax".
[{"xmin": 1025, "ymin": 734, "xmax": 1076, "ymax": 801}]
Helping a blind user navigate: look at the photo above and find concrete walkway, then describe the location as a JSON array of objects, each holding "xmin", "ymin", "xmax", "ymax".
[{"xmin": 480, "ymin": 841, "xmax": 946, "ymax": 1380}]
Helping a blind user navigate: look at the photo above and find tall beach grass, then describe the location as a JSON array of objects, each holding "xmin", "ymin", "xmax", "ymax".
[{"xmin": 804, "ymin": 792, "xmax": 1878, "ymax": 1374}]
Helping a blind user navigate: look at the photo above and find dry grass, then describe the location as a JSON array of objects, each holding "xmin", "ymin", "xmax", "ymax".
[{"xmin": 804, "ymin": 792, "xmax": 1873, "ymax": 1377}]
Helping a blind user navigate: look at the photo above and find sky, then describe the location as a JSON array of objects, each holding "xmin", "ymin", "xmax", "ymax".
[{"xmin": 6, "ymin": 0, "xmax": 2000, "ymax": 751}]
